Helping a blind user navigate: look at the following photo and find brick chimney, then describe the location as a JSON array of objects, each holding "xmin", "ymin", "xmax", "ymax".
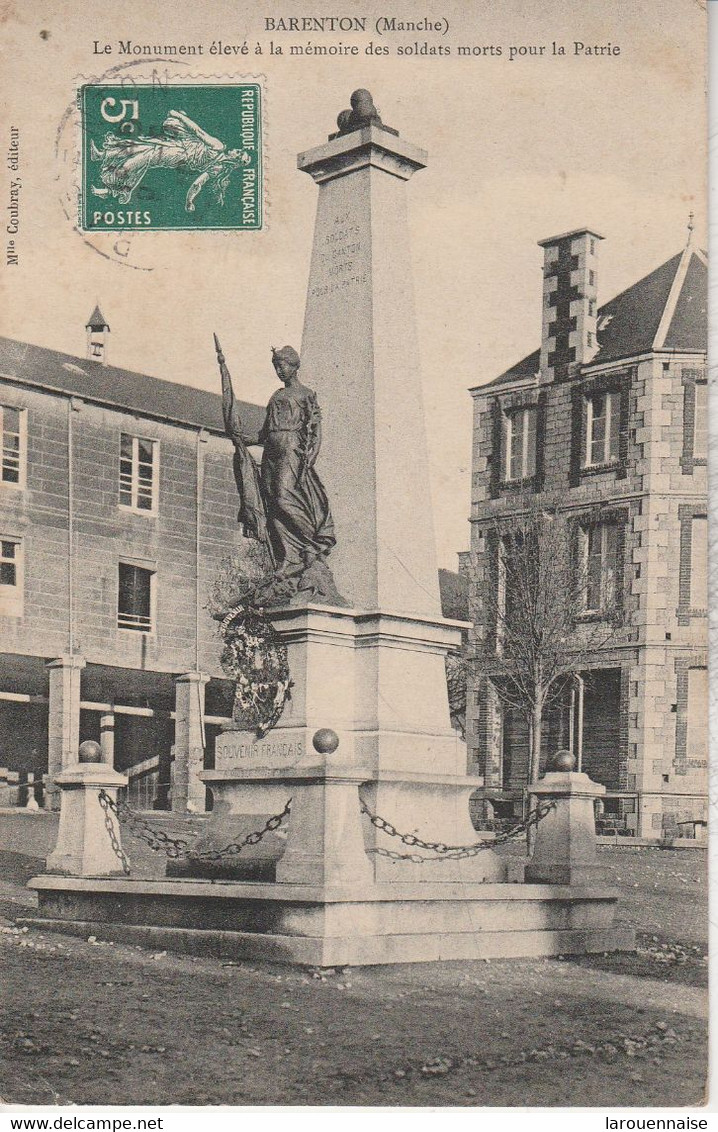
[
  {"xmin": 538, "ymin": 228, "xmax": 603, "ymax": 381},
  {"xmin": 86, "ymin": 304, "xmax": 110, "ymax": 365}
]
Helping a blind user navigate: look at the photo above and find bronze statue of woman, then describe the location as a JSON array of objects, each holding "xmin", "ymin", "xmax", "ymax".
[{"xmin": 215, "ymin": 337, "xmax": 344, "ymax": 606}]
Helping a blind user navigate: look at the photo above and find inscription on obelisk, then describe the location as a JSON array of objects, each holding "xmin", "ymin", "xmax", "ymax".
[{"xmin": 308, "ymin": 211, "xmax": 369, "ymax": 299}]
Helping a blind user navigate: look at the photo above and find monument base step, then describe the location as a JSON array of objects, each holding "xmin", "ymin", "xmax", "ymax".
[
  {"xmin": 17, "ymin": 916, "xmax": 635, "ymax": 966},
  {"xmin": 25, "ymin": 875, "xmax": 634, "ymax": 966}
]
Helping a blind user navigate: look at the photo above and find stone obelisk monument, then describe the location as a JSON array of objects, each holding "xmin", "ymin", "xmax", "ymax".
[
  {"xmin": 202, "ymin": 90, "xmax": 502, "ymax": 897},
  {"xmin": 31, "ymin": 92, "xmax": 630, "ymax": 966},
  {"xmin": 299, "ymin": 96, "xmax": 440, "ymax": 619}
]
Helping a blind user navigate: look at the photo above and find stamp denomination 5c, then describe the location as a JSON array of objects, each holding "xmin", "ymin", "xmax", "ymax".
[{"xmin": 79, "ymin": 82, "xmax": 262, "ymax": 231}]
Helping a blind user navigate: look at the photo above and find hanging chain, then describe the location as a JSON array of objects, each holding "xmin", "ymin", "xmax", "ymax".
[
  {"xmin": 98, "ymin": 788, "xmax": 553, "ymax": 873},
  {"xmin": 98, "ymin": 790, "xmax": 292, "ymax": 869},
  {"xmin": 360, "ymin": 799, "xmax": 556, "ymax": 862},
  {"xmin": 97, "ymin": 790, "xmax": 131, "ymax": 875}
]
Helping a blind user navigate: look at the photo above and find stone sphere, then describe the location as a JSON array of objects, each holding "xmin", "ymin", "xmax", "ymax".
[
  {"xmin": 78, "ymin": 739, "xmax": 103, "ymax": 764},
  {"xmin": 313, "ymin": 728, "xmax": 339, "ymax": 754},
  {"xmin": 549, "ymin": 749, "xmax": 576, "ymax": 772}
]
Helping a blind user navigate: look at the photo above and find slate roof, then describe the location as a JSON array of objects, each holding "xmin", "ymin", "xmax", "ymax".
[
  {"xmin": 86, "ymin": 305, "xmax": 109, "ymax": 331},
  {"xmin": 0, "ymin": 336, "xmax": 265, "ymax": 436},
  {"xmin": 479, "ymin": 245, "xmax": 707, "ymax": 391},
  {"xmin": 663, "ymin": 252, "xmax": 708, "ymax": 351}
]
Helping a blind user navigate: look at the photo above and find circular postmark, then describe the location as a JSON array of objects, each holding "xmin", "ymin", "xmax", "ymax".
[
  {"xmin": 56, "ymin": 59, "xmax": 186, "ymax": 271},
  {"xmin": 56, "ymin": 59, "xmax": 264, "ymax": 271}
]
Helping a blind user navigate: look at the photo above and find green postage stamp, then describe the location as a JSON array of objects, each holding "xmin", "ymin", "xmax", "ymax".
[{"xmin": 79, "ymin": 83, "xmax": 262, "ymax": 231}]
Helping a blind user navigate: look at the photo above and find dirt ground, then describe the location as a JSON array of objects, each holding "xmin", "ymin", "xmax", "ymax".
[{"xmin": 0, "ymin": 813, "xmax": 709, "ymax": 1109}]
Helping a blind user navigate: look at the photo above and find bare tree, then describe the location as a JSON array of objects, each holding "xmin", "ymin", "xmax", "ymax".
[{"xmin": 476, "ymin": 502, "xmax": 623, "ymax": 788}]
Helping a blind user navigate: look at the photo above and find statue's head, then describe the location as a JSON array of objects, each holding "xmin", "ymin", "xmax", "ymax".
[{"xmin": 271, "ymin": 345, "xmax": 300, "ymax": 382}]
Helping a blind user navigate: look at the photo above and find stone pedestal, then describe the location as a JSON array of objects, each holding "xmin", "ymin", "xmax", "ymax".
[
  {"xmin": 46, "ymin": 761, "xmax": 128, "ymax": 877},
  {"xmin": 197, "ymin": 606, "xmax": 505, "ymax": 885},
  {"xmin": 525, "ymin": 771, "xmax": 607, "ymax": 886},
  {"xmin": 46, "ymin": 655, "xmax": 85, "ymax": 811}
]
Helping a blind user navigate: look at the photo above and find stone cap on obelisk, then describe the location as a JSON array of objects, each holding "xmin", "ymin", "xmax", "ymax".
[
  {"xmin": 298, "ymin": 91, "xmax": 444, "ymax": 620},
  {"xmin": 298, "ymin": 88, "xmax": 427, "ymax": 185}
]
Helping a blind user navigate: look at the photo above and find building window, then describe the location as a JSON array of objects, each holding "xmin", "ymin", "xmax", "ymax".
[
  {"xmin": 497, "ymin": 530, "xmax": 539, "ymax": 649},
  {"xmin": 681, "ymin": 369, "xmax": 707, "ymax": 473},
  {"xmin": 590, "ymin": 238, "xmax": 596, "ymax": 255},
  {"xmin": 117, "ymin": 562, "xmax": 155, "ymax": 633},
  {"xmin": 588, "ymin": 300, "xmax": 596, "ymax": 317},
  {"xmin": 503, "ymin": 407, "xmax": 537, "ymax": 482},
  {"xmin": 677, "ymin": 506, "xmax": 708, "ymax": 623},
  {"xmin": 0, "ymin": 537, "xmax": 23, "ymax": 617},
  {"xmin": 589, "ymin": 270, "xmax": 595, "ymax": 286},
  {"xmin": 686, "ymin": 667, "xmax": 708, "ymax": 761},
  {"xmin": 695, "ymin": 383, "xmax": 708, "ymax": 458},
  {"xmin": 570, "ymin": 372, "xmax": 632, "ymax": 487},
  {"xmin": 689, "ymin": 517, "xmax": 707, "ymax": 610},
  {"xmin": 582, "ymin": 522, "xmax": 619, "ymax": 614},
  {"xmin": 1, "ymin": 405, "xmax": 26, "ymax": 488},
  {"xmin": 119, "ymin": 434, "xmax": 158, "ymax": 513},
  {"xmin": 674, "ymin": 658, "xmax": 709, "ymax": 774},
  {"xmin": 585, "ymin": 390, "xmax": 619, "ymax": 467},
  {"xmin": 490, "ymin": 395, "xmax": 545, "ymax": 498}
]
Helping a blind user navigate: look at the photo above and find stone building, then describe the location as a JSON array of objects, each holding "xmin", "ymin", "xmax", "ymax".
[
  {"xmin": 468, "ymin": 229, "xmax": 707, "ymax": 839},
  {"xmin": 0, "ymin": 312, "xmax": 263, "ymax": 811}
]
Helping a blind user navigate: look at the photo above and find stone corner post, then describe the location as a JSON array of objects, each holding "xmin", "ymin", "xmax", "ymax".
[
  {"xmin": 275, "ymin": 729, "xmax": 375, "ymax": 887},
  {"xmin": 46, "ymin": 740, "xmax": 129, "ymax": 877},
  {"xmin": 524, "ymin": 750, "xmax": 607, "ymax": 886}
]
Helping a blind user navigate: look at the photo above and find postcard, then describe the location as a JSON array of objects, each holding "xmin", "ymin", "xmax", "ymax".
[{"xmin": 0, "ymin": 0, "xmax": 708, "ymax": 1115}]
